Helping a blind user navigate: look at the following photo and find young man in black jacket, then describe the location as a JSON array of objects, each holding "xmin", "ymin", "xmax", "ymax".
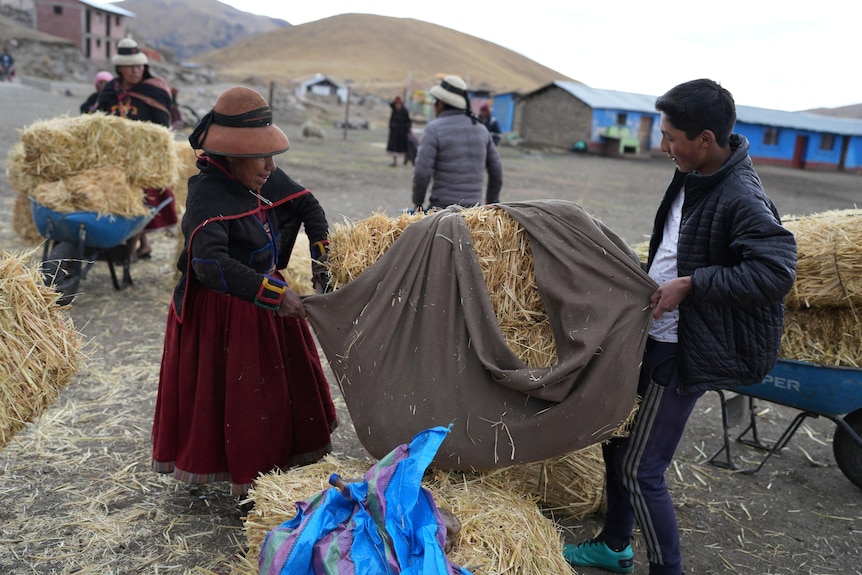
[{"xmin": 565, "ymin": 79, "xmax": 797, "ymax": 575}]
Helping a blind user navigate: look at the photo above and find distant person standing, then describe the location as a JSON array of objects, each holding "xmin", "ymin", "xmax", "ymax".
[
  {"xmin": 386, "ymin": 95, "xmax": 412, "ymax": 166},
  {"xmin": 0, "ymin": 46, "xmax": 15, "ymax": 82},
  {"xmin": 478, "ymin": 103, "xmax": 502, "ymax": 146},
  {"xmin": 412, "ymin": 76, "xmax": 502, "ymax": 211},
  {"xmin": 80, "ymin": 71, "xmax": 113, "ymax": 114},
  {"xmin": 97, "ymin": 38, "xmax": 178, "ymax": 259}
]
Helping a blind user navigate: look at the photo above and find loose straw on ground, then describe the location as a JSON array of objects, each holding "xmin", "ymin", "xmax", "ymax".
[{"xmin": 0, "ymin": 250, "xmax": 83, "ymax": 450}]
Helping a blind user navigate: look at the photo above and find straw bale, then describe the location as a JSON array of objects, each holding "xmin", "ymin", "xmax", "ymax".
[
  {"xmin": 781, "ymin": 306, "xmax": 862, "ymax": 367},
  {"xmin": 6, "ymin": 142, "xmax": 46, "ymax": 194},
  {"xmin": 241, "ymin": 455, "xmax": 569, "ymax": 575},
  {"xmin": 17, "ymin": 113, "xmax": 179, "ymax": 189},
  {"xmin": 0, "ymin": 250, "xmax": 83, "ymax": 450},
  {"xmin": 12, "ymin": 192, "xmax": 43, "ymax": 244},
  {"xmin": 783, "ymin": 209, "xmax": 862, "ymax": 309},
  {"xmin": 479, "ymin": 444, "xmax": 605, "ymax": 519},
  {"xmin": 171, "ymin": 139, "xmax": 199, "ymax": 212},
  {"xmin": 31, "ymin": 167, "xmax": 149, "ymax": 218}
]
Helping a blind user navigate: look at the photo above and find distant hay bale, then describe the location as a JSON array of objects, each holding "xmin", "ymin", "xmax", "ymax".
[
  {"xmin": 171, "ymin": 139, "xmax": 199, "ymax": 212},
  {"xmin": 30, "ymin": 167, "xmax": 148, "ymax": 218},
  {"xmin": 282, "ymin": 231, "xmax": 314, "ymax": 295},
  {"xmin": 12, "ymin": 193, "xmax": 42, "ymax": 244},
  {"xmin": 783, "ymin": 209, "xmax": 862, "ymax": 309},
  {"xmin": 781, "ymin": 306, "xmax": 862, "ymax": 367},
  {"xmin": 300, "ymin": 120, "xmax": 325, "ymax": 139},
  {"xmin": 0, "ymin": 250, "xmax": 83, "ymax": 450},
  {"xmin": 17, "ymin": 113, "xmax": 179, "ymax": 189},
  {"xmin": 239, "ymin": 455, "xmax": 570, "ymax": 575}
]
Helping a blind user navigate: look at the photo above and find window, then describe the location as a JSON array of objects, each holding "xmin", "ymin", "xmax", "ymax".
[
  {"xmin": 53, "ymin": 5, "xmax": 63, "ymax": 14},
  {"xmin": 616, "ymin": 113, "xmax": 627, "ymax": 125},
  {"xmin": 763, "ymin": 127, "xmax": 779, "ymax": 146},
  {"xmin": 820, "ymin": 134, "xmax": 836, "ymax": 151}
]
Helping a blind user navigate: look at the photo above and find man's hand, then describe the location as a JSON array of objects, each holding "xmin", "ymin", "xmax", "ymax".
[{"xmin": 650, "ymin": 276, "xmax": 692, "ymax": 319}]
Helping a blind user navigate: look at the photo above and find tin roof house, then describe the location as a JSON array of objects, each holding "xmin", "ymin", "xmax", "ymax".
[{"xmin": 518, "ymin": 82, "xmax": 862, "ymax": 173}]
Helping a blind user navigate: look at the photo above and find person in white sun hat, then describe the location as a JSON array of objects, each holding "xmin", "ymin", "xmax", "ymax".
[{"xmin": 411, "ymin": 75, "xmax": 503, "ymax": 212}]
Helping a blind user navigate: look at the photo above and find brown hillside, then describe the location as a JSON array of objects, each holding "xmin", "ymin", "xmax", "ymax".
[
  {"xmin": 116, "ymin": 0, "xmax": 288, "ymax": 60},
  {"xmin": 192, "ymin": 13, "xmax": 575, "ymax": 97}
]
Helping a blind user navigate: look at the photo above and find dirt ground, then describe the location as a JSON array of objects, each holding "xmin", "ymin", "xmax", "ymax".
[{"xmin": 1, "ymin": 80, "xmax": 861, "ymax": 575}]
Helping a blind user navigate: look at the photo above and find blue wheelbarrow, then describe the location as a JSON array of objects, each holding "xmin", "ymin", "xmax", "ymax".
[
  {"xmin": 708, "ymin": 359, "xmax": 862, "ymax": 489},
  {"xmin": 31, "ymin": 196, "xmax": 173, "ymax": 306}
]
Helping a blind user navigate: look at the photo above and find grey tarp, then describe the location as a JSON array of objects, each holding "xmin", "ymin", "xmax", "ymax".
[{"xmin": 303, "ymin": 200, "xmax": 657, "ymax": 470}]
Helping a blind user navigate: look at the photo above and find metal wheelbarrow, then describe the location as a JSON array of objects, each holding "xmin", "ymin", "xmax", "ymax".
[
  {"xmin": 31, "ymin": 196, "xmax": 174, "ymax": 306},
  {"xmin": 708, "ymin": 359, "xmax": 862, "ymax": 489}
]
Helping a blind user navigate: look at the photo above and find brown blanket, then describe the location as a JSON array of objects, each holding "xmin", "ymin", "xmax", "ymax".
[{"xmin": 304, "ymin": 200, "xmax": 657, "ymax": 470}]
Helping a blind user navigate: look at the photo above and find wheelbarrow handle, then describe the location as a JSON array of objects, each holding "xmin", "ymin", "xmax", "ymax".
[{"xmin": 152, "ymin": 195, "xmax": 174, "ymax": 215}]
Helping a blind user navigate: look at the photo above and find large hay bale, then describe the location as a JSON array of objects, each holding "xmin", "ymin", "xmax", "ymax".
[
  {"xmin": 0, "ymin": 250, "xmax": 83, "ymax": 450},
  {"xmin": 17, "ymin": 113, "xmax": 179, "ymax": 189},
  {"xmin": 783, "ymin": 209, "xmax": 862, "ymax": 309},
  {"xmin": 171, "ymin": 139, "xmax": 199, "ymax": 211},
  {"xmin": 239, "ymin": 456, "xmax": 571, "ymax": 575}
]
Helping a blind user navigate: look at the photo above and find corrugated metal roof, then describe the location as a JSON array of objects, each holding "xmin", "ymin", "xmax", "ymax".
[
  {"xmin": 552, "ymin": 81, "xmax": 862, "ymax": 136},
  {"xmin": 78, "ymin": 0, "xmax": 136, "ymax": 18}
]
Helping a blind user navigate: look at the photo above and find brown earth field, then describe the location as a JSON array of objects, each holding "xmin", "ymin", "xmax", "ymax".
[{"xmin": 1, "ymin": 80, "xmax": 861, "ymax": 575}]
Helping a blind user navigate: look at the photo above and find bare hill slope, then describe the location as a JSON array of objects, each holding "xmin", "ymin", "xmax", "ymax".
[
  {"xmin": 192, "ymin": 13, "xmax": 575, "ymax": 97},
  {"xmin": 116, "ymin": 0, "xmax": 288, "ymax": 60}
]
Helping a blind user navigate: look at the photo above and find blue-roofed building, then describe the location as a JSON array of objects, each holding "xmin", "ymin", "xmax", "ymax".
[{"xmin": 518, "ymin": 81, "xmax": 862, "ymax": 173}]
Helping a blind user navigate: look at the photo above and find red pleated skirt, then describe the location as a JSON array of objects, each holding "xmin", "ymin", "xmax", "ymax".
[
  {"xmin": 144, "ymin": 187, "xmax": 178, "ymax": 231},
  {"xmin": 151, "ymin": 283, "xmax": 338, "ymax": 495}
]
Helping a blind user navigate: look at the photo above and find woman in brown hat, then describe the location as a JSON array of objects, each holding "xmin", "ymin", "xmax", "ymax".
[
  {"xmin": 151, "ymin": 86, "xmax": 337, "ymax": 500},
  {"xmin": 97, "ymin": 37, "xmax": 178, "ymax": 258}
]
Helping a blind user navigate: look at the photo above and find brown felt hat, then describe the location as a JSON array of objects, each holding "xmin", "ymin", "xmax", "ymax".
[{"xmin": 190, "ymin": 86, "xmax": 289, "ymax": 158}]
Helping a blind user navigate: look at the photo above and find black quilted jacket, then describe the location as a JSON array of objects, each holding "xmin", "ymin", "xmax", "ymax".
[{"xmin": 646, "ymin": 134, "xmax": 797, "ymax": 395}]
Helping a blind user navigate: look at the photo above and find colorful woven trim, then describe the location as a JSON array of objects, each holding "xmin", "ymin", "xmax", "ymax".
[
  {"xmin": 255, "ymin": 275, "xmax": 287, "ymax": 310},
  {"xmin": 310, "ymin": 239, "xmax": 329, "ymax": 261}
]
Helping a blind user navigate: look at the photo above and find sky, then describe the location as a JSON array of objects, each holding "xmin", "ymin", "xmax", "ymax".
[{"xmin": 216, "ymin": 0, "xmax": 858, "ymax": 113}]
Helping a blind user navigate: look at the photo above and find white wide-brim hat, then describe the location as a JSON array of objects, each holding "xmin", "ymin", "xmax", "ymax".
[
  {"xmin": 429, "ymin": 75, "xmax": 468, "ymax": 110},
  {"xmin": 112, "ymin": 38, "xmax": 148, "ymax": 66}
]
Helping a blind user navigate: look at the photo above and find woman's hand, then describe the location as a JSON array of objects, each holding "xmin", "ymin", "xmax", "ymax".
[{"xmin": 276, "ymin": 288, "xmax": 306, "ymax": 319}]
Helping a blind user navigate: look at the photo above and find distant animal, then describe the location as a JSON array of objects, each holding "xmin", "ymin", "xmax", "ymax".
[{"xmin": 301, "ymin": 120, "xmax": 325, "ymax": 139}]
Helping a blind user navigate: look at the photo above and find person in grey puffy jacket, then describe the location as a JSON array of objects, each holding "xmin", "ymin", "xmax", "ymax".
[
  {"xmin": 565, "ymin": 79, "xmax": 797, "ymax": 575},
  {"xmin": 411, "ymin": 76, "xmax": 502, "ymax": 211}
]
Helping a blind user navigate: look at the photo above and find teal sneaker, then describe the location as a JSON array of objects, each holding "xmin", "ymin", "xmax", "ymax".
[{"xmin": 564, "ymin": 539, "xmax": 634, "ymax": 573}]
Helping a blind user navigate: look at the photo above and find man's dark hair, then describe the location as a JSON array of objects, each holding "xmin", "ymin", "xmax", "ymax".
[{"xmin": 655, "ymin": 79, "xmax": 736, "ymax": 147}]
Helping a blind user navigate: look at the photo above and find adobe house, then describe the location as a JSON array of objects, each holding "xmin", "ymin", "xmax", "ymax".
[
  {"xmin": 32, "ymin": 0, "xmax": 134, "ymax": 63},
  {"xmin": 519, "ymin": 81, "xmax": 862, "ymax": 172}
]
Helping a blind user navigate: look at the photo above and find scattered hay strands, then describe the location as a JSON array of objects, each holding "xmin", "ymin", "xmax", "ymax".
[
  {"xmin": 0, "ymin": 250, "xmax": 83, "ymax": 450},
  {"xmin": 783, "ymin": 209, "xmax": 862, "ymax": 310},
  {"xmin": 240, "ymin": 455, "xmax": 570, "ymax": 575},
  {"xmin": 18, "ymin": 113, "xmax": 180, "ymax": 190}
]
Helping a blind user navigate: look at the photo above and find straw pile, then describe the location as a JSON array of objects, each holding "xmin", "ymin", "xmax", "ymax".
[
  {"xmin": 783, "ymin": 209, "xmax": 862, "ymax": 309},
  {"xmin": 6, "ymin": 113, "xmax": 181, "ymax": 242},
  {"xmin": 0, "ymin": 250, "xmax": 83, "ymax": 450},
  {"xmin": 239, "ymin": 455, "xmax": 571, "ymax": 575}
]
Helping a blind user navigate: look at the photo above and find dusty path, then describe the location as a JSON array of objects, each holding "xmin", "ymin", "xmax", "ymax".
[{"xmin": 1, "ymin": 80, "xmax": 861, "ymax": 574}]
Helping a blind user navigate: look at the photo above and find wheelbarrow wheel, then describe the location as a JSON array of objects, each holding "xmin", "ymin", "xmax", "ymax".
[
  {"xmin": 833, "ymin": 409, "xmax": 862, "ymax": 490},
  {"xmin": 40, "ymin": 241, "xmax": 82, "ymax": 306}
]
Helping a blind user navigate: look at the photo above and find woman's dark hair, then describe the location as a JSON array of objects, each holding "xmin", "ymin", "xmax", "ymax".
[{"xmin": 655, "ymin": 79, "xmax": 736, "ymax": 147}]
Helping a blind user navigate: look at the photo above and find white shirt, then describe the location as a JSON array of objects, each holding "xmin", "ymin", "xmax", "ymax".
[{"xmin": 648, "ymin": 189, "xmax": 684, "ymax": 342}]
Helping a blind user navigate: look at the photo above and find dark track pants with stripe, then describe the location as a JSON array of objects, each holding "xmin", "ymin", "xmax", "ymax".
[{"xmin": 602, "ymin": 338, "xmax": 703, "ymax": 575}]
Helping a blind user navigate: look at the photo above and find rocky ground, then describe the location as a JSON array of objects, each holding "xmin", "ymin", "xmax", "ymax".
[{"xmin": 1, "ymin": 77, "xmax": 861, "ymax": 575}]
